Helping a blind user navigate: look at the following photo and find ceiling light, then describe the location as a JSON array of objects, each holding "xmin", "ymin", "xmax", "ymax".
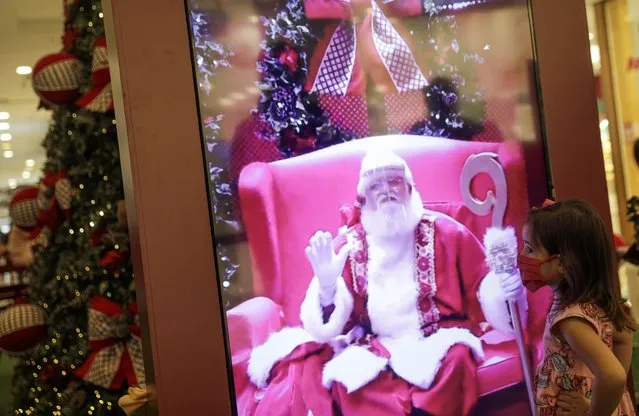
[
  {"xmin": 1, "ymin": 143, "xmax": 11, "ymax": 150},
  {"xmin": 0, "ymin": 123, "xmax": 9, "ymax": 131},
  {"xmin": 0, "ymin": 112, "xmax": 9, "ymax": 120},
  {"xmin": 16, "ymin": 66, "xmax": 32, "ymax": 75},
  {"xmin": 230, "ymin": 92, "xmax": 247, "ymax": 101},
  {"xmin": 8, "ymin": 179, "xmax": 17, "ymax": 189},
  {"xmin": 590, "ymin": 45, "xmax": 601, "ymax": 66},
  {"xmin": 22, "ymin": 171, "xmax": 31, "ymax": 179},
  {"xmin": 3, "ymin": 150, "xmax": 14, "ymax": 158},
  {"xmin": 26, "ymin": 159, "xmax": 35, "ymax": 167},
  {"xmin": 218, "ymin": 98, "xmax": 234, "ymax": 107},
  {"xmin": 0, "ymin": 133, "xmax": 11, "ymax": 142}
]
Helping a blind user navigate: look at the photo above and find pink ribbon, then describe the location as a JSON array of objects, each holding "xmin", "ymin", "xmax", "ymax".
[{"xmin": 310, "ymin": 0, "xmax": 428, "ymax": 96}]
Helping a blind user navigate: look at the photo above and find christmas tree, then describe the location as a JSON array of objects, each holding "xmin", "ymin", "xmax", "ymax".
[{"xmin": 9, "ymin": 0, "xmax": 140, "ymax": 414}]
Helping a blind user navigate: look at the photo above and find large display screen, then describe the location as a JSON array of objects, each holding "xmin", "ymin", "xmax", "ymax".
[{"xmin": 186, "ymin": 0, "xmax": 552, "ymax": 414}]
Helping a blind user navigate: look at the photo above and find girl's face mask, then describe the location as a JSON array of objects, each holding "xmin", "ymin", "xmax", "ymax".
[{"xmin": 517, "ymin": 254, "xmax": 560, "ymax": 292}]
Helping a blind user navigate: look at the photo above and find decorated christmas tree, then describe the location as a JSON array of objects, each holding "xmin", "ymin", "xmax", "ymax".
[{"xmin": 6, "ymin": 0, "xmax": 142, "ymax": 414}]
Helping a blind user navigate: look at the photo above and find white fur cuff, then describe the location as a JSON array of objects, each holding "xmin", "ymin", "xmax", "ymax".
[
  {"xmin": 322, "ymin": 345, "xmax": 388, "ymax": 393},
  {"xmin": 385, "ymin": 328, "xmax": 484, "ymax": 390},
  {"xmin": 300, "ymin": 277, "xmax": 354, "ymax": 342},
  {"xmin": 248, "ymin": 327, "xmax": 314, "ymax": 388}
]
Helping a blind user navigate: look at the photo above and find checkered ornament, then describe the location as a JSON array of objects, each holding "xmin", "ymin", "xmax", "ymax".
[
  {"xmin": 0, "ymin": 304, "xmax": 47, "ymax": 353},
  {"xmin": 32, "ymin": 53, "xmax": 82, "ymax": 106},
  {"xmin": 9, "ymin": 199, "xmax": 39, "ymax": 230}
]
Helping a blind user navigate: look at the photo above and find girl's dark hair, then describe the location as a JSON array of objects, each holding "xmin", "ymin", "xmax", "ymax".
[{"xmin": 526, "ymin": 199, "xmax": 636, "ymax": 332}]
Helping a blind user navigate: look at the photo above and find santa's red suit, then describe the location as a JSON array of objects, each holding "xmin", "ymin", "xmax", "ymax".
[{"xmin": 245, "ymin": 153, "xmax": 524, "ymax": 416}]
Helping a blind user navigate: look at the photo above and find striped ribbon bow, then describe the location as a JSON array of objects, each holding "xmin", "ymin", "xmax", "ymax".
[{"xmin": 310, "ymin": 0, "xmax": 428, "ymax": 96}]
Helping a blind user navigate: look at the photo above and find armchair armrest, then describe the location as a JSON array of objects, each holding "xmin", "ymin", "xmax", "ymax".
[
  {"xmin": 227, "ymin": 297, "xmax": 284, "ymax": 353},
  {"xmin": 226, "ymin": 297, "xmax": 283, "ymax": 398}
]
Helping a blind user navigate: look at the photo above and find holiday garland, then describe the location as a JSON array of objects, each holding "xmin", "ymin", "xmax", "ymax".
[
  {"xmin": 190, "ymin": 6, "xmax": 241, "ymax": 307},
  {"xmin": 256, "ymin": 0, "xmax": 357, "ymax": 157}
]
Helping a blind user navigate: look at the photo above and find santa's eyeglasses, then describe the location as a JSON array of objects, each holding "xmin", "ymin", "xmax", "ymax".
[{"xmin": 367, "ymin": 176, "xmax": 407, "ymax": 192}]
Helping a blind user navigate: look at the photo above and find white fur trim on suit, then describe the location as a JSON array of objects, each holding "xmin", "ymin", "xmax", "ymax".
[
  {"xmin": 248, "ymin": 327, "xmax": 314, "ymax": 388},
  {"xmin": 300, "ymin": 277, "xmax": 354, "ymax": 342},
  {"xmin": 322, "ymin": 345, "xmax": 389, "ymax": 393},
  {"xmin": 477, "ymin": 271, "xmax": 528, "ymax": 335},
  {"xmin": 384, "ymin": 327, "xmax": 484, "ymax": 390}
]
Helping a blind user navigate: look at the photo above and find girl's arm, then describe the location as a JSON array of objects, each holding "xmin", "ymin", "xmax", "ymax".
[
  {"xmin": 558, "ymin": 317, "xmax": 627, "ymax": 416},
  {"xmin": 613, "ymin": 328, "xmax": 633, "ymax": 375}
]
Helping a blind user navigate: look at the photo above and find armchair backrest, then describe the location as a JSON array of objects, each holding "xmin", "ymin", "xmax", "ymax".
[{"xmin": 238, "ymin": 136, "xmax": 544, "ymax": 326}]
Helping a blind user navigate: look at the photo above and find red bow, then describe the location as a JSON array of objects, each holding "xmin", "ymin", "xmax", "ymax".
[
  {"xmin": 532, "ymin": 199, "xmax": 556, "ymax": 212},
  {"xmin": 75, "ymin": 297, "xmax": 145, "ymax": 390},
  {"xmin": 39, "ymin": 171, "xmax": 74, "ymax": 223},
  {"xmin": 99, "ymin": 249, "xmax": 129, "ymax": 274}
]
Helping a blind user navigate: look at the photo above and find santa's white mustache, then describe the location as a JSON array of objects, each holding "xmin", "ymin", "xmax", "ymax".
[{"xmin": 377, "ymin": 194, "xmax": 400, "ymax": 204}]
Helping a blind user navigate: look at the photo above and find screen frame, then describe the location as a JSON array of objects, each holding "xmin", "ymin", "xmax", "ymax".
[{"xmin": 102, "ymin": 0, "xmax": 616, "ymax": 413}]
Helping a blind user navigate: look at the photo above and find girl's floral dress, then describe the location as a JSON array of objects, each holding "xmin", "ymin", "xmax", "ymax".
[{"xmin": 535, "ymin": 302, "xmax": 635, "ymax": 416}]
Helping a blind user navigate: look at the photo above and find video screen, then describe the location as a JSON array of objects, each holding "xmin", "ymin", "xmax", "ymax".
[{"xmin": 186, "ymin": 0, "xmax": 552, "ymax": 414}]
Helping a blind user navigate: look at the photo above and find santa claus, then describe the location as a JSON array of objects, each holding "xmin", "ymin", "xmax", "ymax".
[{"xmin": 246, "ymin": 150, "xmax": 526, "ymax": 416}]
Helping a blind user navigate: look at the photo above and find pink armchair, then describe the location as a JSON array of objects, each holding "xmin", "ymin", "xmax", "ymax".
[{"xmin": 227, "ymin": 136, "xmax": 553, "ymax": 415}]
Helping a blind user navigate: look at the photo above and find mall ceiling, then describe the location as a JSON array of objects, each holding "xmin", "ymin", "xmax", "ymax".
[{"xmin": 0, "ymin": 0, "xmax": 62, "ymax": 222}]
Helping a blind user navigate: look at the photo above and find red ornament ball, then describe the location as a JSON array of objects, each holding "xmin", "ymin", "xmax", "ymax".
[
  {"xmin": 32, "ymin": 53, "xmax": 82, "ymax": 107},
  {"xmin": 0, "ymin": 303, "xmax": 47, "ymax": 353}
]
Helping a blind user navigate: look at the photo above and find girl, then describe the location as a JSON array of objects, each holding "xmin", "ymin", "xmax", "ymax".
[{"xmin": 519, "ymin": 199, "xmax": 637, "ymax": 416}]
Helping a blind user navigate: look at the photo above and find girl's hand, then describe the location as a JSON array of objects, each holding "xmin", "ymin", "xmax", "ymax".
[{"xmin": 557, "ymin": 391, "xmax": 590, "ymax": 415}]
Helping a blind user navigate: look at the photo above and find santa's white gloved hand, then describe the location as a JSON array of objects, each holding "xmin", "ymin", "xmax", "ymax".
[
  {"xmin": 500, "ymin": 269, "xmax": 524, "ymax": 301},
  {"xmin": 305, "ymin": 231, "xmax": 351, "ymax": 305}
]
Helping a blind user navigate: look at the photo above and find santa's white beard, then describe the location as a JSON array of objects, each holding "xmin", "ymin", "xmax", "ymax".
[{"xmin": 361, "ymin": 189, "xmax": 424, "ymax": 240}]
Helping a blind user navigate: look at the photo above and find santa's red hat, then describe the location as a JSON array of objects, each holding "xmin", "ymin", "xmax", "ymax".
[{"xmin": 9, "ymin": 187, "xmax": 40, "ymax": 231}]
